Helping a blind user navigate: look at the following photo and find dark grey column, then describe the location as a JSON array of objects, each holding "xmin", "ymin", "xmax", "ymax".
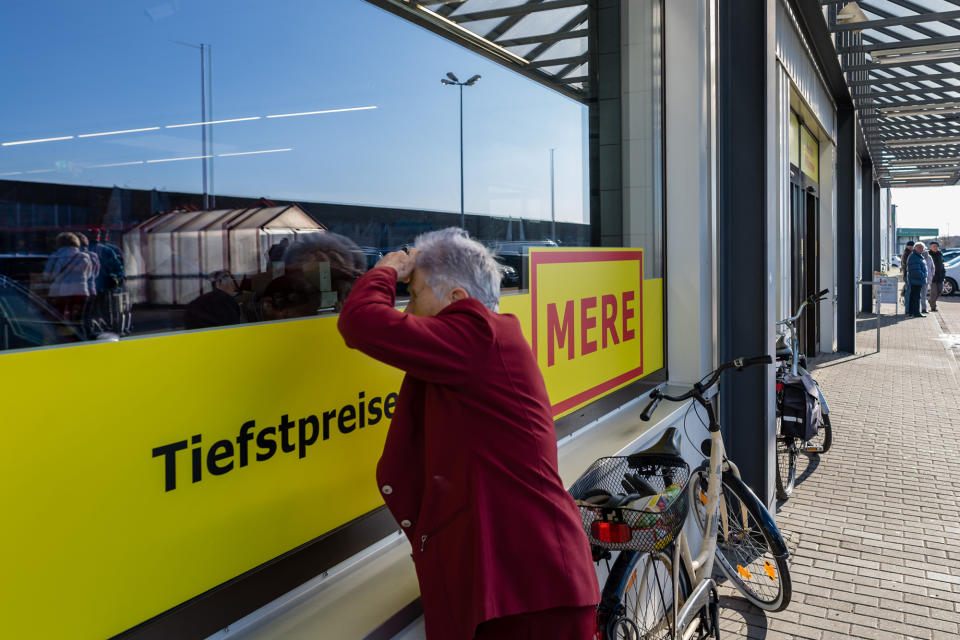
[
  {"xmin": 589, "ymin": 0, "xmax": 623, "ymax": 247},
  {"xmin": 836, "ymin": 107, "xmax": 857, "ymax": 352},
  {"xmin": 873, "ymin": 184, "xmax": 881, "ymax": 272},
  {"xmin": 861, "ymin": 161, "xmax": 874, "ymax": 312},
  {"xmin": 717, "ymin": 0, "xmax": 773, "ymax": 501}
]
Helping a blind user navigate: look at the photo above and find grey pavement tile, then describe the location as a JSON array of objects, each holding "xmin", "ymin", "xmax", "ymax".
[{"xmin": 716, "ymin": 294, "xmax": 960, "ymax": 639}]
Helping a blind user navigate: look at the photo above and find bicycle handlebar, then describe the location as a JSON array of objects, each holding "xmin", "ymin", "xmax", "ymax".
[
  {"xmin": 639, "ymin": 355, "xmax": 772, "ymax": 421},
  {"xmin": 779, "ymin": 289, "xmax": 831, "ymax": 325}
]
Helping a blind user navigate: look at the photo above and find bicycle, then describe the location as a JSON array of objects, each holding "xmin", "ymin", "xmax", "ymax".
[
  {"xmin": 774, "ymin": 289, "xmax": 833, "ymax": 500},
  {"xmin": 570, "ymin": 356, "xmax": 792, "ymax": 639}
]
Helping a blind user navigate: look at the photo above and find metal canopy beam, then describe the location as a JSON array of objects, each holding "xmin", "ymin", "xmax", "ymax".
[
  {"xmin": 451, "ymin": 0, "xmax": 585, "ymax": 23},
  {"xmin": 820, "ymin": 0, "xmax": 960, "ymax": 185},
  {"xmin": 362, "ymin": 0, "xmax": 591, "ymax": 102},
  {"xmin": 839, "ymin": 35, "xmax": 960, "ymax": 54},
  {"xmin": 832, "ymin": 10, "xmax": 960, "ymax": 32}
]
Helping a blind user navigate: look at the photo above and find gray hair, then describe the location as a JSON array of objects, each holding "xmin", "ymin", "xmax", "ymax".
[
  {"xmin": 915, "ymin": 241, "xmax": 926, "ymax": 251},
  {"xmin": 414, "ymin": 228, "xmax": 501, "ymax": 311}
]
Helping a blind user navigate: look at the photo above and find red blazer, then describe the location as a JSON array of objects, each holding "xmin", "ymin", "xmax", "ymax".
[{"xmin": 338, "ymin": 267, "xmax": 600, "ymax": 639}]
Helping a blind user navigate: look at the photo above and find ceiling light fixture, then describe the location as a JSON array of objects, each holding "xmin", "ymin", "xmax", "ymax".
[
  {"xmin": 77, "ymin": 127, "xmax": 161, "ymax": 138},
  {"xmin": 870, "ymin": 41, "xmax": 960, "ymax": 66},
  {"xmin": 265, "ymin": 106, "xmax": 378, "ymax": 119},
  {"xmin": 2, "ymin": 135, "xmax": 74, "ymax": 146}
]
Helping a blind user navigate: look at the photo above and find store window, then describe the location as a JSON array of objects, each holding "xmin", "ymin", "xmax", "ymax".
[{"xmin": 0, "ymin": 0, "xmax": 590, "ymax": 351}]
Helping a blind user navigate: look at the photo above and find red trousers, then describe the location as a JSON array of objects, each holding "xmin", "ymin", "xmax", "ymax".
[{"xmin": 473, "ymin": 606, "xmax": 596, "ymax": 640}]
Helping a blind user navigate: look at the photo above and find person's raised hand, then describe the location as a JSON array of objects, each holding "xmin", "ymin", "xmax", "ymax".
[{"xmin": 375, "ymin": 249, "xmax": 418, "ymax": 282}]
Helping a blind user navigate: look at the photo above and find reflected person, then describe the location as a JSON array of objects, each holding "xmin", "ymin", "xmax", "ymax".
[
  {"xmin": 42, "ymin": 232, "xmax": 93, "ymax": 323},
  {"xmin": 260, "ymin": 232, "xmax": 365, "ymax": 320},
  {"xmin": 337, "ymin": 228, "xmax": 599, "ymax": 640},
  {"xmin": 184, "ymin": 270, "xmax": 245, "ymax": 329}
]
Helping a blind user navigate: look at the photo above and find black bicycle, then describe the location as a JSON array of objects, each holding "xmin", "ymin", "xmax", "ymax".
[{"xmin": 775, "ymin": 289, "xmax": 833, "ymax": 500}]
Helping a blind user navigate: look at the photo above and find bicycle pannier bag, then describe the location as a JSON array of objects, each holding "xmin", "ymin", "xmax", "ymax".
[{"xmin": 780, "ymin": 373, "xmax": 822, "ymax": 441}]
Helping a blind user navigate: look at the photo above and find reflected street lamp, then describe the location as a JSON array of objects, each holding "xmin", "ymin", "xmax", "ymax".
[{"xmin": 441, "ymin": 72, "xmax": 481, "ymax": 229}]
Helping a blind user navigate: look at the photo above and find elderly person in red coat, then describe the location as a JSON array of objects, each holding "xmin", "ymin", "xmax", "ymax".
[{"xmin": 338, "ymin": 228, "xmax": 600, "ymax": 639}]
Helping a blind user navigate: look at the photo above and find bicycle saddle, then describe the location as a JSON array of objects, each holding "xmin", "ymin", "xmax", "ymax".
[{"xmin": 630, "ymin": 427, "xmax": 682, "ymax": 460}]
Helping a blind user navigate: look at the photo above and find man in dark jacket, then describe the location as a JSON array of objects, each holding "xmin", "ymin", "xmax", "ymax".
[
  {"xmin": 929, "ymin": 241, "xmax": 946, "ymax": 312},
  {"xmin": 337, "ymin": 228, "xmax": 600, "ymax": 640},
  {"xmin": 184, "ymin": 270, "xmax": 245, "ymax": 329},
  {"xmin": 907, "ymin": 243, "xmax": 928, "ymax": 317},
  {"xmin": 901, "ymin": 240, "xmax": 915, "ymax": 306}
]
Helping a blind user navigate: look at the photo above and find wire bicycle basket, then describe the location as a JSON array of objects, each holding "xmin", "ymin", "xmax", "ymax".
[{"xmin": 569, "ymin": 454, "xmax": 690, "ymax": 552}]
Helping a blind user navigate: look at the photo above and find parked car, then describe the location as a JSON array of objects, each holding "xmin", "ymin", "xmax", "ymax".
[
  {"xmin": 890, "ymin": 255, "xmax": 901, "ymax": 268},
  {"xmin": 942, "ymin": 256, "xmax": 960, "ymax": 296},
  {"xmin": 939, "ymin": 248, "xmax": 960, "ymax": 262}
]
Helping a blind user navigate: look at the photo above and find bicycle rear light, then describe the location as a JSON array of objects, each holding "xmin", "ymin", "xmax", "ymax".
[{"xmin": 591, "ymin": 521, "xmax": 632, "ymax": 544}]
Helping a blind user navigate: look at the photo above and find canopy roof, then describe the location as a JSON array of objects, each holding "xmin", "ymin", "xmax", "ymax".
[
  {"xmin": 827, "ymin": 0, "xmax": 960, "ymax": 187},
  {"xmin": 366, "ymin": 1, "xmax": 591, "ymax": 102}
]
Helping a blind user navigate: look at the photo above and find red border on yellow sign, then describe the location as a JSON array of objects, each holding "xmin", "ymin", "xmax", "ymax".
[{"xmin": 530, "ymin": 249, "xmax": 644, "ymax": 415}]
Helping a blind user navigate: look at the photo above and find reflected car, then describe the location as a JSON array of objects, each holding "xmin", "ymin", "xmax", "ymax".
[
  {"xmin": 491, "ymin": 240, "xmax": 559, "ymax": 275},
  {"xmin": 0, "ymin": 275, "xmax": 86, "ymax": 351},
  {"xmin": 0, "ymin": 253, "xmax": 49, "ymax": 287},
  {"xmin": 497, "ymin": 261, "xmax": 519, "ymax": 287},
  {"xmin": 0, "ymin": 275, "xmax": 120, "ymax": 351},
  {"xmin": 358, "ymin": 246, "xmax": 383, "ymax": 271}
]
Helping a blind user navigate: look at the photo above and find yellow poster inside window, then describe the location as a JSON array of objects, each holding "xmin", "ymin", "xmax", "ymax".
[
  {"xmin": 789, "ymin": 111, "xmax": 800, "ymax": 168},
  {"xmin": 801, "ymin": 125, "xmax": 819, "ymax": 182}
]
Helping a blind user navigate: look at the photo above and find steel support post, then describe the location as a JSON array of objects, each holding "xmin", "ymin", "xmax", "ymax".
[{"xmin": 717, "ymin": 0, "xmax": 775, "ymax": 504}]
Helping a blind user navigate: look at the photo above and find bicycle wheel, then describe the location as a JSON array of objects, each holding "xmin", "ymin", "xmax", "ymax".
[
  {"xmin": 803, "ymin": 413, "xmax": 833, "ymax": 454},
  {"xmin": 690, "ymin": 468, "xmax": 792, "ymax": 612},
  {"xmin": 601, "ymin": 550, "xmax": 691, "ymax": 640},
  {"xmin": 775, "ymin": 427, "xmax": 798, "ymax": 500}
]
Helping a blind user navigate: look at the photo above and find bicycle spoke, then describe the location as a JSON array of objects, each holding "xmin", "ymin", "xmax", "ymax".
[{"xmin": 716, "ymin": 489, "xmax": 781, "ymax": 602}]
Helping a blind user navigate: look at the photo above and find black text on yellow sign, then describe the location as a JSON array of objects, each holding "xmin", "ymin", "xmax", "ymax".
[{"xmin": 152, "ymin": 392, "xmax": 397, "ymax": 491}]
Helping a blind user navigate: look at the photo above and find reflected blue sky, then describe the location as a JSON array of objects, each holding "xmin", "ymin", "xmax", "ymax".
[{"xmin": 0, "ymin": 0, "xmax": 587, "ymax": 222}]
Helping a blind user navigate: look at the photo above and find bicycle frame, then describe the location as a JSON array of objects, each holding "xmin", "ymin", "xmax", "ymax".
[
  {"xmin": 671, "ymin": 396, "xmax": 728, "ymax": 639},
  {"xmin": 776, "ymin": 291, "xmax": 831, "ymax": 416},
  {"xmin": 638, "ymin": 355, "xmax": 776, "ymax": 638}
]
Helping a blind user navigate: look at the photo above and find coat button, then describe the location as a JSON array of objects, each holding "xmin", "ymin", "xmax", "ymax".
[
  {"xmin": 400, "ymin": 519, "xmax": 412, "ymax": 528},
  {"xmin": 381, "ymin": 485, "xmax": 393, "ymax": 495}
]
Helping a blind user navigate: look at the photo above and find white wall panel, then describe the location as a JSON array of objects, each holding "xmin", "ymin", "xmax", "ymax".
[{"xmin": 776, "ymin": 0, "xmax": 836, "ymax": 141}]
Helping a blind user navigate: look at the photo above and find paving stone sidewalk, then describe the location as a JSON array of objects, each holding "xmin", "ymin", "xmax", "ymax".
[{"xmin": 718, "ymin": 290, "xmax": 960, "ymax": 640}]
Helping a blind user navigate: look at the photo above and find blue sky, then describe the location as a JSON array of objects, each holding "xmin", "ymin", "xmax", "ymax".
[{"xmin": 0, "ymin": 0, "xmax": 587, "ymax": 222}]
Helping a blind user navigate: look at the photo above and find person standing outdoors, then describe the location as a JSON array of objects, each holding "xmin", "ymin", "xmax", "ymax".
[
  {"xmin": 929, "ymin": 241, "xmax": 946, "ymax": 312},
  {"xmin": 907, "ymin": 242, "xmax": 928, "ymax": 317},
  {"xmin": 337, "ymin": 228, "xmax": 600, "ymax": 640},
  {"xmin": 922, "ymin": 243, "xmax": 935, "ymax": 314},
  {"xmin": 901, "ymin": 240, "xmax": 915, "ymax": 308}
]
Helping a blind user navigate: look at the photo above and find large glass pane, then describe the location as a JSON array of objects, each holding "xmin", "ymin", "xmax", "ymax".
[{"xmin": 0, "ymin": 0, "xmax": 589, "ymax": 349}]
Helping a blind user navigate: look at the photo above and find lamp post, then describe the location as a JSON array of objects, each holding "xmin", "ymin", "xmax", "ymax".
[
  {"xmin": 173, "ymin": 40, "xmax": 213, "ymax": 209},
  {"xmin": 441, "ymin": 72, "xmax": 480, "ymax": 230},
  {"xmin": 549, "ymin": 148, "xmax": 556, "ymax": 241}
]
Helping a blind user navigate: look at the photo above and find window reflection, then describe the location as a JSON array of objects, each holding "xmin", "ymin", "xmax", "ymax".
[{"xmin": 0, "ymin": 0, "xmax": 590, "ymax": 352}]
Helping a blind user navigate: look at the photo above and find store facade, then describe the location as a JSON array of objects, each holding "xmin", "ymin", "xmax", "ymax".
[{"xmin": 0, "ymin": 1, "xmax": 886, "ymax": 638}]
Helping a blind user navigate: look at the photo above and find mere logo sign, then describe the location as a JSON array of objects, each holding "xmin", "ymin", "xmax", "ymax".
[{"xmin": 530, "ymin": 249, "xmax": 645, "ymax": 415}]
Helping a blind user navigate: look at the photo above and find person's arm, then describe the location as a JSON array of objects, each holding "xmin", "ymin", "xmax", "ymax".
[{"xmin": 337, "ymin": 267, "xmax": 492, "ymax": 384}]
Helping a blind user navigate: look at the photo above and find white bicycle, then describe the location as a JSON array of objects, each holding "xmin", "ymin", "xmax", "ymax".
[{"xmin": 572, "ymin": 356, "xmax": 792, "ymax": 639}]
